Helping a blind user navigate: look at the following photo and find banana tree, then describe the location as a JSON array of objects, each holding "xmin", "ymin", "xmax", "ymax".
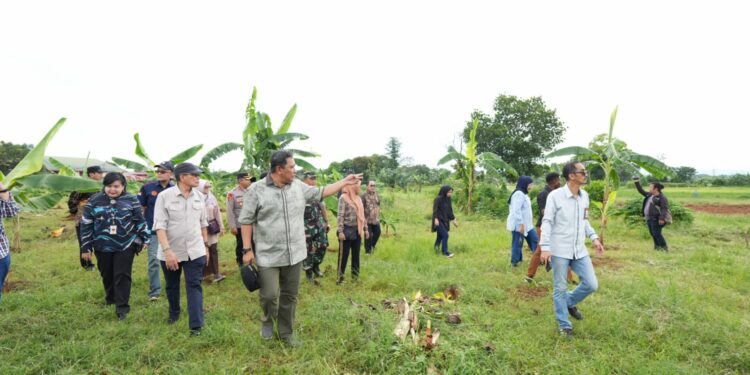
[
  {"xmin": 1, "ymin": 118, "xmax": 102, "ymax": 251},
  {"xmin": 112, "ymin": 133, "xmax": 203, "ymax": 174},
  {"xmin": 438, "ymin": 118, "xmax": 516, "ymax": 214},
  {"xmin": 546, "ymin": 106, "xmax": 672, "ymax": 243},
  {"xmin": 200, "ymin": 87, "xmax": 319, "ymax": 176}
]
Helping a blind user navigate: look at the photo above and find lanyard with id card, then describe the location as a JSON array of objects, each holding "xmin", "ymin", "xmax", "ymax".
[{"xmin": 108, "ymin": 199, "xmax": 118, "ymax": 235}]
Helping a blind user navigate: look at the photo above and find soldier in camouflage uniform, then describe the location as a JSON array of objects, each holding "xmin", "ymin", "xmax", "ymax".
[{"xmin": 302, "ymin": 172, "xmax": 330, "ymax": 283}]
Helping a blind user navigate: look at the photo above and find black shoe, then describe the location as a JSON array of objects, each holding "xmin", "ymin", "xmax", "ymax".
[
  {"xmin": 190, "ymin": 328, "xmax": 202, "ymax": 337},
  {"xmin": 559, "ymin": 328, "xmax": 574, "ymax": 337},
  {"xmin": 313, "ymin": 265, "xmax": 324, "ymax": 278},
  {"xmin": 117, "ymin": 312, "xmax": 128, "ymax": 321},
  {"xmin": 305, "ymin": 270, "xmax": 315, "ymax": 284},
  {"xmin": 336, "ymin": 275, "xmax": 344, "ymax": 285},
  {"xmin": 568, "ymin": 306, "xmax": 583, "ymax": 321},
  {"xmin": 86, "ymin": 265, "xmax": 97, "ymax": 272},
  {"xmin": 168, "ymin": 316, "xmax": 179, "ymax": 325}
]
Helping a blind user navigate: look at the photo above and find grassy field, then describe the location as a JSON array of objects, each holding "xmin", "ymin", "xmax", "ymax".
[{"xmin": 1, "ymin": 186, "xmax": 749, "ymax": 374}]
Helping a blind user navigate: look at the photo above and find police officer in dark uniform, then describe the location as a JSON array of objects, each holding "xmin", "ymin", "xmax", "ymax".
[{"xmin": 226, "ymin": 172, "xmax": 256, "ymax": 266}]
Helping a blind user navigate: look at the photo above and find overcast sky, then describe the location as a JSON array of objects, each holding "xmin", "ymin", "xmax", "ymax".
[{"xmin": 1, "ymin": 1, "xmax": 747, "ymax": 175}]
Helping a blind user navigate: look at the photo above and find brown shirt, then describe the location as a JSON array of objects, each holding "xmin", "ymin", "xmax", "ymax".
[{"xmin": 362, "ymin": 191, "xmax": 380, "ymax": 225}]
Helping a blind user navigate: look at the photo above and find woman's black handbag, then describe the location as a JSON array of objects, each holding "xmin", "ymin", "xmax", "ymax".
[
  {"xmin": 241, "ymin": 264, "xmax": 261, "ymax": 292},
  {"xmin": 207, "ymin": 219, "xmax": 221, "ymax": 235},
  {"xmin": 343, "ymin": 225, "xmax": 359, "ymax": 241}
]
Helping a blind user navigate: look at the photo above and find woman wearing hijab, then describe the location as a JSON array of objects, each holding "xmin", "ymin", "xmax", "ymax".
[
  {"xmin": 432, "ymin": 185, "xmax": 457, "ymax": 258},
  {"xmin": 80, "ymin": 172, "xmax": 150, "ymax": 320},
  {"xmin": 336, "ymin": 181, "xmax": 368, "ymax": 284},
  {"xmin": 199, "ymin": 180, "xmax": 226, "ymax": 282},
  {"xmin": 506, "ymin": 176, "xmax": 537, "ymax": 267}
]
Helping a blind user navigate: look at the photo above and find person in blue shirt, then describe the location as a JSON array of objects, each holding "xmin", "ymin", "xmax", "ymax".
[
  {"xmin": 81, "ymin": 173, "xmax": 150, "ymax": 320},
  {"xmin": 137, "ymin": 161, "xmax": 174, "ymax": 301},
  {"xmin": 506, "ymin": 176, "xmax": 537, "ymax": 267}
]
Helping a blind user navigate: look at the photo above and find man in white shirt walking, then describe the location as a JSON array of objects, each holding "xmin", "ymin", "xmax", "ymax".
[{"xmin": 540, "ymin": 161, "xmax": 605, "ymax": 337}]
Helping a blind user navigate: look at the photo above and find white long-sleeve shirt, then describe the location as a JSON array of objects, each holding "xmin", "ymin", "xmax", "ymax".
[
  {"xmin": 506, "ymin": 190, "xmax": 534, "ymax": 234},
  {"xmin": 539, "ymin": 184, "xmax": 599, "ymax": 260}
]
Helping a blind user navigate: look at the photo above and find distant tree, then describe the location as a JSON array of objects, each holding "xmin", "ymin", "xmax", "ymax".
[
  {"xmin": 466, "ymin": 94, "xmax": 566, "ymax": 176},
  {"xmin": 384, "ymin": 137, "xmax": 402, "ymax": 168},
  {"xmin": 672, "ymin": 166, "xmax": 697, "ymax": 183},
  {"xmin": 0, "ymin": 141, "xmax": 33, "ymax": 175}
]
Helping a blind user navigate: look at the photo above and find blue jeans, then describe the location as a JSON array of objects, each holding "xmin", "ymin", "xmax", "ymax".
[
  {"xmin": 511, "ymin": 230, "xmax": 538, "ymax": 265},
  {"xmin": 0, "ymin": 254, "xmax": 10, "ymax": 303},
  {"xmin": 434, "ymin": 226, "xmax": 450, "ymax": 255},
  {"xmin": 551, "ymin": 255, "xmax": 599, "ymax": 329},
  {"xmin": 161, "ymin": 256, "xmax": 206, "ymax": 330},
  {"xmin": 147, "ymin": 234, "xmax": 162, "ymax": 297}
]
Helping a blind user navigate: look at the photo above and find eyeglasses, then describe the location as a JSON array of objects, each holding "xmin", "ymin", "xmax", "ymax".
[
  {"xmin": 574, "ymin": 170, "xmax": 588, "ymax": 176},
  {"xmin": 156, "ymin": 170, "xmax": 170, "ymax": 174},
  {"xmin": 189, "ymin": 173, "xmax": 201, "ymax": 177}
]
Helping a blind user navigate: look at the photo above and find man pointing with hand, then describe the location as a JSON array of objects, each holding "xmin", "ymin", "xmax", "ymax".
[{"xmin": 238, "ymin": 150, "xmax": 362, "ymax": 347}]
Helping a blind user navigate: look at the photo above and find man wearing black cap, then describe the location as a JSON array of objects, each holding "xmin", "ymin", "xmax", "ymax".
[
  {"xmin": 226, "ymin": 172, "xmax": 255, "ymax": 266},
  {"xmin": 137, "ymin": 161, "xmax": 174, "ymax": 301},
  {"xmin": 68, "ymin": 165, "xmax": 105, "ymax": 271},
  {"xmin": 239, "ymin": 150, "xmax": 362, "ymax": 346},
  {"xmin": 152, "ymin": 162, "xmax": 210, "ymax": 336}
]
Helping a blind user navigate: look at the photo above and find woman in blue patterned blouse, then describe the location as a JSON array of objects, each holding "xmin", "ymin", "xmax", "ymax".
[{"xmin": 80, "ymin": 173, "xmax": 150, "ymax": 320}]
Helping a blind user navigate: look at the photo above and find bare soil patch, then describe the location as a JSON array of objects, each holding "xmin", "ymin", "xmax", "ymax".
[
  {"xmin": 685, "ymin": 204, "xmax": 750, "ymax": 215},
  {"xmin": 592, "ymin": 256, "xmax": 623, "ymax": 270},
  {"xmin": 512, "ymin": 284, "xmax": 550, "ymax": 299}
]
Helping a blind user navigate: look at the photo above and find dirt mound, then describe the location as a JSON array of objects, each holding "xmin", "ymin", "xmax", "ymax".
[{"xmin": 685, "ymin": 204, "xmax": 750, "ymax": 215}]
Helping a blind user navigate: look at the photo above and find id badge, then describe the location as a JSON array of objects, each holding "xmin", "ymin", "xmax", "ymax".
[
  {"xmin": 237, "ymin": 197, "xmax": 244, "ymax": 208},
  {"xmin": 584, "ymin": 208, "xmax": 589, "ymax": 220},
  {"xmin": 109, "ymin": 225, "xmax": 118, "ymax": 235}
]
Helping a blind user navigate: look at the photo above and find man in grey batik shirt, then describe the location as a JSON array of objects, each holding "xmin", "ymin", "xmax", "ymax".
[{"xmin": 238, "ymin": 150, "xmax": 362, "ymax": 347}]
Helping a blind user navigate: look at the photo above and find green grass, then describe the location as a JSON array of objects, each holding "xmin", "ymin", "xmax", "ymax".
[{"xmin": 1, "ymin": 187, "xmax": 749, "ymax": 374}]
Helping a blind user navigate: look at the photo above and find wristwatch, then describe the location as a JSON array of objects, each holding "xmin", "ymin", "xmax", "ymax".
[
  {"xmin": 242, "ymin": 248, "xmax": 252, "ymax": 254},
  {"xmin": 0, "ymin": 189, "xmax": 8, "ymax": 193}
]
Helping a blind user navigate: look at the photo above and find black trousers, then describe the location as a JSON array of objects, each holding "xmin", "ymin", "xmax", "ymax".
[
  {"xmin": 95, "ymin": 248, "xmax": 135, "ymax": 315},
  {"xmin": 76, "ymin": 224, "xmax": 95, "ymax": 269},
  {"xmin": 365, "ymin": 223, "xmax": 381, "ymax": 253},
  {"xmin": 203, "ymin": 243, "xmax": 220, "ymax": 278},
  {"xmin": 162, "ymin": 256, "xmax": 206, "ymax": 330},
  {"xmin": 647, "ymin": 219, "xmax": 668, "ymax": 249},
  {"xmin": 338, "ymin": 235, "xmax": 361, "ymax": 278}
]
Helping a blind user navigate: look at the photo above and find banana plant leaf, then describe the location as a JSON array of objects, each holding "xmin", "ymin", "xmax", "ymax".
[
  {"xmin": 286, "ymin": 149, "xmax": 320, "ymax": 158},
  {"xmin": 294, "ymin": 158, "xmax": 317, "ymax": 172},
  {"xmin": 17, "ymin": 192, "xmax": 67, "ymax": 211},
  {"xmin": 276, "ymin": 104, "xmax": 297, "ymax": 135},
  {"xmin": 17, "ymin": 174, "xmax": 101, "ymax": 192},
  {"xmin": 133, "ymin": 133, "xmax": 155, "ymax": 167},
  {"xmin": 170, "ymin": 144, "xmax": 204, "ymax": 164},
  {"xmin": 111, "ymin": 157, "xmax": 149, "ymax": 172},
  {"xmin": 3, "ymin": 118, "xmax": 66, "ymax": 189},
  {"xmin": 48, "ymin": 157, "xmax": 77, "ymax": 177},
  {"xmin": 546, "ymin": 146, "xmax": 596, "ymax": 159},
  {"xmin": 628, "ymin": 153, "xmax": 672, "ymax": 179},
  {"xmin": 200, "ymin": 143, "xmax": 243, "ymax": 168}
]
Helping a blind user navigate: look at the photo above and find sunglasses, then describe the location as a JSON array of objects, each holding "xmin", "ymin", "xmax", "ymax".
[
  {"xmin": 156, "ymin": 170, "xmax": 171, "ymax": 174},
  {"xmin": 189, "ymin": 173, "xmax": 201, "ymax": 177}
]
